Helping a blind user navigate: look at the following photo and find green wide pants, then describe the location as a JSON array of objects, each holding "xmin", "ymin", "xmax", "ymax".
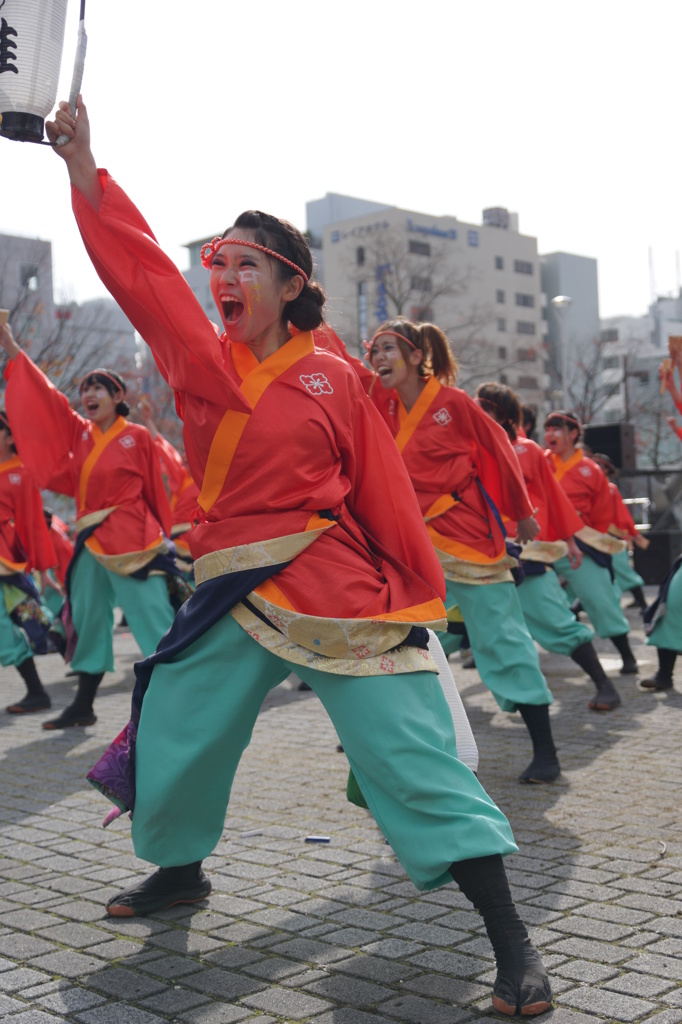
[
  {"xmin": 70, "ymin": 548, "xmax": 176, "ymax": 674},
  {"xmin": 132, "ymin": 613, "xmax": 517, "ymax": 891},
  {"xmin": 0, "ymin": 582, "xmax": 33, "ymax": 668},
  {"xmin": 553, "ymin": 553, "xmax": 629, "ymax": 638},
  {"xmin": 438, "ymin": 578, "xmax": 553, "ymax": 712},
  {"xmin": 646, "ymin": 563, "xmax": 682, "ymax": 653},
  {"xmin": 518, "ymin": 568, "xmax": 595, "ymax": 656}
]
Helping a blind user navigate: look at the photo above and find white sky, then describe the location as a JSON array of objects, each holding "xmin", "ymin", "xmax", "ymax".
[{"xmin": 2, "ymin": 0, "xmax": 681, "ymax": 319}]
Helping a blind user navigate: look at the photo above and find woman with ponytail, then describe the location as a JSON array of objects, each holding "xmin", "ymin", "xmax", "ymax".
[
  {"xmin": 353, "ymin": 318, "xmax": 560, "ymax": 785},
  {"xmin": 0, "ymin": 335, "xmax": 178, "ymax": 730},
  {"xmin": 475, "ymin": 383, "xmax": 621, "ymax": 711},
  {"xmin": 14, "ymin": 96, "xmax": 555, "ymax": 1018}
]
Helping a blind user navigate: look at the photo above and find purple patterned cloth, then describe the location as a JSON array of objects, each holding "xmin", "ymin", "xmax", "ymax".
[{"xmin": 87, "ymin": 720, "xmax": 137, "ymax": 812}]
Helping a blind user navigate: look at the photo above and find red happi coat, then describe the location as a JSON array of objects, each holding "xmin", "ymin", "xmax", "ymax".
[
  {"xmin": 340, "ymin": 352, "xmax": 533, "ymax": 567},
  {"xmin": 506, "ymin": 436, "xmax": 582, "ymax": 541},
  {"xmin": 544, "ymin": 449, "xmax": 612, "ymax": 533},
  {"xmin": 66, "ymin": 172, "xmax": 445, "ymax": 627},
  {"xmin": 49, "ymin": 515, "xmax": 75, "ymax": 587},
  {"xmin": 0, "ymin": 457, "xmax": 55, "ymax": 575},
  {"xmin": 153, "ymin": 433, "xmax": 199, "ymax": 552},
  {"xmin": 608, "ymin": 481, "xmax": 639, "ymax": 540},
  {"xmin": 4, "ymin": 358, "xmax": 171, "ymax": 569}
]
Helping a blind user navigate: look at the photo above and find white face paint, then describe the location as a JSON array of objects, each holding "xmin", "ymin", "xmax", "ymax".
[{"xmin": 238, "ymin": 268, "xmax": 264, "ymax": 315}]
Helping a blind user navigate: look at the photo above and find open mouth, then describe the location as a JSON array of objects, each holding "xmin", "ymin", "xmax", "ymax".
[{"xmin": 222, "ymin": 298, "xmax": 245, "ymax": 323}]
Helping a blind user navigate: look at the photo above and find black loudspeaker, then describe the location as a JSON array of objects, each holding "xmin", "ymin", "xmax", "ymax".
[
  {"xmin": 583, "ymin": 422, "xmax": 636, "ymax": 469},
  {"xmin": 633, "ymin": 530, "xmax": 682, "ymax": 586}
]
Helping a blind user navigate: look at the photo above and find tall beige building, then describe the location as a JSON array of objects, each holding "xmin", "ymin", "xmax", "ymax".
[{"xmin": 307, "ymin": 196, "xmax": 548, "ymax": 406}]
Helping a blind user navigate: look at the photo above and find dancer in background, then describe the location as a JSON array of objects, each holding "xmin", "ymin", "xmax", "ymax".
[
  {"xmin": 0, "ymin": 412, "xmax": 58, "ymax": 714},
  {"xmin": 37, "ymin": 96, "xmax": 553, "ymax": 1017},
  {"xmin": 590, "ymin": 452, "xmax": 649, "ymax": 612},
  {"xmin": 475, "ymin": 384, "xmax": 620, "ymax": 711},
  {"xmin": 41, "ymin": 508, "xmax": 74, "ymax": 619},
  {"xmin": 0, "ymin": 327, "xmax": 178, "ymax": 730},
  {"xmin": 543, "ymin": 412, "xmax": 638, "ymax": 674},
  {"xmin": 139, "ymin": 399, "xmax": 198, "ymax": 580},
  {"xmin": 352, "ymin": 318, "xmax": 559, "ymax": 784}
]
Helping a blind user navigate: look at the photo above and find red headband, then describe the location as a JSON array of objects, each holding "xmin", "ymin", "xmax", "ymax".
[
  {"xmin": 200, "ymin": 237, "xmax": 309, "ymax": 283},
  {"xmin": 80, "ymin": 369, "xmax": 126, "ymax": 395},
  {"xmin": 364, "ymin": 330, "xmax": 419, "ymax": 360},
  {"xmin": 545, "ymin": 414, "xmax": 581, "ymax": 431}
]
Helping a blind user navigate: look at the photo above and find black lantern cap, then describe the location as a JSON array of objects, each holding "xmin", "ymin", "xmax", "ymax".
[{"xmin": 0, "ymin": 111, "xmax": 45, "ymax": 143}]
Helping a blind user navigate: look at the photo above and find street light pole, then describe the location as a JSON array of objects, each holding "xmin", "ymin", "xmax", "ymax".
[{"xmin": 551, "ymin": 295, "xmax": 573, "ymax": 407}]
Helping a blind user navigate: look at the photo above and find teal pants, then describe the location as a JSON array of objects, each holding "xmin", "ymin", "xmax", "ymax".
[
  {"xmin": 70, "ymin": 548, "xmax": 176, "ymax": 674},
  {"xmin": 0, "ymin": 583, "xmax": 33, "ymax": 668},
  {"xmin": 438, "ymin": 578, "xmax": 553, "ymax": 713},
  {"xmin": 518, "ymin": 568, "xmax": 595, "ymax": 656},
  {"xmin": 133, "ymin": 613, "xmax": 517, "ymax": 891},
  {"xmin": 554, "ymin": 554, "xmax": 629, "ymax": 638},
  {"xmin": 612, "ymin": 549, "xmax": 645, "ymax": 598},
  {"xmin": 647, "ymin": 563, "xmax": 682, "ymax": 653}
]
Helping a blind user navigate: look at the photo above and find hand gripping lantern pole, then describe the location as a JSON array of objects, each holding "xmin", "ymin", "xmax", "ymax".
[{"xmin": 0, "ymin": 0, "xmax": 86, "ymax": 144}]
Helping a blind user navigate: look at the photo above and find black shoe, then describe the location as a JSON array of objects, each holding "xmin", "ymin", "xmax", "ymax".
[
  {"xmin": 639, "ymin": 675, "xmax": 673, "ymax": 691},
  {"xmin": 106, "ymin": 864, "xmax": 211, "ymax": 917},
  {"xmin": 6, "ymin": 692, "xmax": 51, "ymax": 714},
  {"xmin": 461, "ymin": 654, "xmax": 476, "ymax": 669},
  {"xmin": 588, "ymin": 678, "xmax": 621, "ymax": 711},
  {"xmin": 42, "ymin": 704, "xmax": 97, "ymax": 729},
  {"xmin": 493, "ymin": 945, "xmax": 553, "ymax": 1017},
  {"xmin": 620, "ymin": 659, "xmax": 638, "ymax": 675},
  {"xmin": 518, "ymin": 754, "xmax": 560, "ymax": 784}
]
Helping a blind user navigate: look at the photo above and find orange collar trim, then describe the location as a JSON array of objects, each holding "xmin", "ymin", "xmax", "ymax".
[{"xmin": 395, "ymin": 376, "xmax": 442, "ymax": 453}]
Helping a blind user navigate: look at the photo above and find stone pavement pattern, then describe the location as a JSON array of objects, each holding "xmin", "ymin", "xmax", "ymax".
[{"xmin": 0, "ymin": 599, "xmax": 681, "ymax": 1024}]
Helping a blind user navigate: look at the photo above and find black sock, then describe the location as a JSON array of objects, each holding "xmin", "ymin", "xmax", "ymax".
[
  {"xmin": 518, "ymin": 703, "xmax": 557, "ymax": 761},
  {"xmin": 16, "ymin": 658, "xmax": 45, "ymax": 696},
  {"xmin": 72, "ymin": 673, "xmax": 104, "ymax": 713},
  {"xmin": 570, "ymin": 642, "xmax": 608, "ymax": 684},
  {"xmin": 657, "ymin": 648, "xmax": 677, "ymax": 682},
  {"xmin": 611, "ymin": 633, "xmax": 635, "ymax": 665}
]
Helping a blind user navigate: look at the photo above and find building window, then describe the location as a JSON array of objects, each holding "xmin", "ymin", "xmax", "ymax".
[
  {"xmin": 19, "ymin": 263, "xmax": 39, "ymax": 291},
  {"xmin": 602, "ymin": 355, "xmax": 621, "ymax": 369},
  {"xmin": 638, "ymin": 371, "xmax": 650, "ymax": 385},
  {"xmin": 498, "ymin": 346, "xmax": 508, "ymax": 359},
  {"xmin": 499, "ymin": 373, "xmax": 508, "ymax": 384},
  {"xmin": 409, "ymin": 240, "xmax": 431, "ymax": 257},
  {"xmin": 497, "ymin": 319, "xmax": 506, "ymax": 332},
  {"xmin": 517, "ymin": 321, "xmax": 536, "ymax": 335},
  {"xmin": 357, "ymin": 281, "xmax": 368, "ymax": 341},
  {"xmin": 514, "ymin": 259, "xmax": 533, "ymax": 275},
  {"xmin": 515, "ymin": 293, "xmax": 535, "ymax": 307},
  {"xmin": 411, "ymin": 275, "xmax": 432, "ymax": 292},
  {"xmin": 518, "ymin": 347, "xmax": 536, "ymax": 361},
  {"xmin": 467, "ymin": 230, "xmax": 479, "ymax": 247},
  {"xmin": 356, "ymin": 246, "xmax": 365, "ymax": 266},
  {"xmin": 496, "ymin": 289, "xmax": 505, "ymax": 303},
  {"xmin": 601, "ymin": 328, "xmax": 619, "ymax": 343},
  {"xmin": 518, "ymin": 375, "xmax": 539, "ymax": 389},
  {"xmin": 495, "ymin": 256, "xmax": 504, "ymax": 270}
]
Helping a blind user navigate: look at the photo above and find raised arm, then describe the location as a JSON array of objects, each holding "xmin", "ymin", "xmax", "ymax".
[{"xmin": 46, "ymin": 99, "xmax": 250, "ymax": 414}]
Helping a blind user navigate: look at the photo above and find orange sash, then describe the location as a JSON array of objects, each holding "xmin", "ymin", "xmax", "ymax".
[{"xmin": 550, "ymin": 449, "xmax": 583, "ymax": 484}]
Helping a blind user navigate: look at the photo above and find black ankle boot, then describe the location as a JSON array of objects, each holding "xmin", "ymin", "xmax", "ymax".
[
  {"xmin": 570, "ymin": 642, "xmax": 621, "ymax": 710},
  {"xmin": 640, "ymin": 648, "xmax": 677, "ymax": 691},
  {"xmin": 106, "ymin": 861, "xmax": 211, "ymax": 917},
  {"xmin": 43, "ymin": 672, "xmax": 104, "ymax": 730},
  {"xmin": 449, "ymin": 854, "xmax": 552, "ymax": 1016},
  {"xmin": 6, "ymin": 658, "xmax": 51, "ymax": 713},
  {"xmin": 517, "ymin": 704, "xmax": 560, "ymax": 783},
  {"xmin": 611, "ymin": 633, "xmax": 637, "ymax": 674}
]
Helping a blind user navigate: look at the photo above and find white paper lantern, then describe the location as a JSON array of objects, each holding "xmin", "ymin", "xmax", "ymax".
[{"xmin": 0, "ymin": 0, "xmax": 68, "ymax": 142}]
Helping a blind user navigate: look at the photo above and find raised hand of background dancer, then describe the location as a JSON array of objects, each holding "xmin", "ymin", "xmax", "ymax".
[
  {"xmin": 515, "ymin": 515, "xmax": 540, "ymax": 544},
  {"xmin": 45, "ymin": 96, "xmax": 103, "ymax": 212},
  {"xmin": 0, "ymin": 322, "xmax": 20, "ymax": 361},
  {"xmin": 138, "ymin": 399, "xmax": 159, "ymax": 440},
  {"xmin": 566, "ymin": 535, "xmax": 582, "ymax": 569}
]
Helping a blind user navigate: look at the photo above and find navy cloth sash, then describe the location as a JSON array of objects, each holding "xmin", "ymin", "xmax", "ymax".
[
  {"xmin": 643, "ymin": 554, "xmax": 682, "ymax": 637},
  {"xmin": 1, "ymin": 572, "xmax": 62, "ymax": 656}
]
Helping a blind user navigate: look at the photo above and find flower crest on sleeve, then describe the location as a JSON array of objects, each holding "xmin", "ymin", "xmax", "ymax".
[{"xmin": 300, "ymin": 373, "xmax": 333, "ymax": 395}]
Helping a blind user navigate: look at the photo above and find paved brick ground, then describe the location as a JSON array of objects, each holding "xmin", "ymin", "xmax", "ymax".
[{"xmin": 0, "ymin": 595, "xmax": 680, "ymax": 1023}]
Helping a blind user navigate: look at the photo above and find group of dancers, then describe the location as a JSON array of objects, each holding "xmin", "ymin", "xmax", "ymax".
[{"xmin": 0, "ymin": 93, "xmax": 680, "ymax": 1018}]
